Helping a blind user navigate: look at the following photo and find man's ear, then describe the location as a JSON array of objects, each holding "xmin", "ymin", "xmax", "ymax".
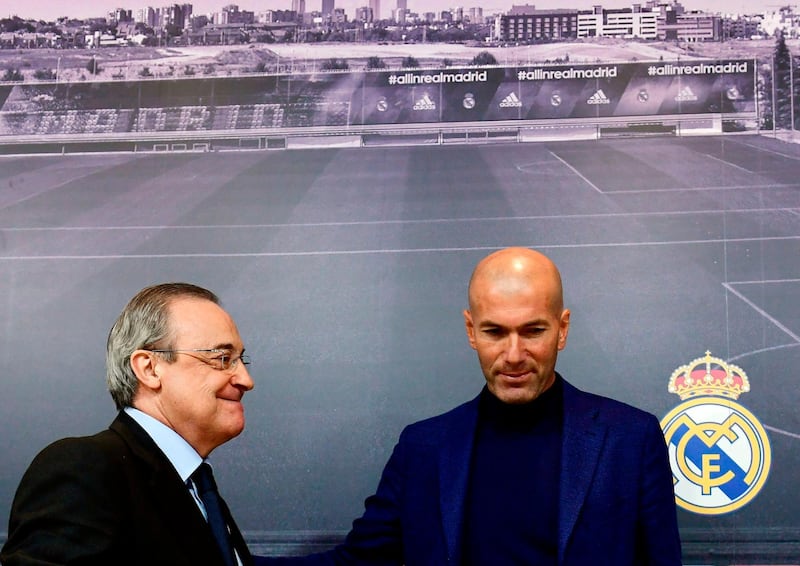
[
  {"xmin": 558, "ymin": 308, "xmax": 571, "ymax": 351},
  {"xmin": 463, "ymin": 309, "xmax": 478, "ymax": 351},
  {"xmin": 130, "ymin": 350, "xmax": 163, "ymax": 392}
]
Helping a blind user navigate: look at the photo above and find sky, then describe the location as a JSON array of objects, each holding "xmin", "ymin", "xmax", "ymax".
[{"xmin": 0, "ymin": 0, "xmax": 778, "ymax": 22}]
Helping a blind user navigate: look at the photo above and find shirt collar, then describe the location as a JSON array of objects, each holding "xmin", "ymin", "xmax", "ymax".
[{"xmin": 124, "ymin": 406, "xmax": 204, "ymax": 483}]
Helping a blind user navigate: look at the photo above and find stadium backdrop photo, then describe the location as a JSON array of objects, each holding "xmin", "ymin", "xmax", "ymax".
[{"xmin": 0, "ymin": 57, "xmax": 798, "ymax": 564}]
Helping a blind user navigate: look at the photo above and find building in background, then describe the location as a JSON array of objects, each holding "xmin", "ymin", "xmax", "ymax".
[
  {"xmin": 721, "ymin": 14, "xmax": 761, "ymax": 39},
  {"xmin": 212, "ymin": 4, "xmax": 254, "ymax": 24},
  {"xmin": 355, "ymin": 6, "xmax": 373, "ymax": 23},
  {"xmin": 1, "ymin": 0, "xmax": 773, "ymax": 48},
  {"xmin": 468, "ymin": 7, "xmax": 484, "ymax": 24},
  {"xmin": 496, "ymin": 5, "xmax": 579, "ymax": 42},
  {"xmin": 395, "ymin": 0, "xmax": 407, "ymax": 22},
  {"xmin": 108, "ymin": 8, "xmax": 133, "ymax": 24},
  {"xmin": 369, "ymin": 0, "xmax": 381, "ymax": 21},
  {"xmin": 259, "ymin": 9, "xmax": 297, "ymax": 22},
  {"xmin": 292, "ymin": 0, "xmax": 306, "ymax": 18},
  {"xmin": 135, "ymin": 7, "xmax": 157, "ymax": 27},
  {"xmin": 657, "ymin": 9, "xmax": 720, "ymax": 40},
  {"xmin": 187, "ymin": 13, "xmax": 208, "ymax": 29},
  {"xmin": 332, "ymin": 7, "xmax": 348, "ymax": 25},
  {"xmin": 577, "ymin": 4, "xmax": 658, "ymax": 39},
  {"xmin": 158, "ymin": 4, "xmax": 189, "ymax": 30}
]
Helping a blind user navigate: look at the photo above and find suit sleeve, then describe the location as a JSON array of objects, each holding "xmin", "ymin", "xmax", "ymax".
[
  {"xmin": 0, "ymin": 438, "xmax": 129, "ymax": 566},
  {"xmin": 636, "ymin": 415, "xmax": 683, "ymax": 566}
]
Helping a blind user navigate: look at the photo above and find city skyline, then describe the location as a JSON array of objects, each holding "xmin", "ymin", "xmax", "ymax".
[{"xmin": 1, "ymin": 0, "xmax": 779, "ymax": 22}]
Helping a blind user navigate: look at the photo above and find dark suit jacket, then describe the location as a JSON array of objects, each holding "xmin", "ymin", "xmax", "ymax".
[
  {"xmin": 1, "ymin": 411, "xmax": 253, "ymax": 566},
  {"xmin": 260, "ymin": 377, "xmax": 681, "ymax": 566}
]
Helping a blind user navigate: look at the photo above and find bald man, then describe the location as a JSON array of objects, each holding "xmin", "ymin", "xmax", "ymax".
[{"xmin": 259, "ymin": 248, "xmax": 681, "ymax": 566}]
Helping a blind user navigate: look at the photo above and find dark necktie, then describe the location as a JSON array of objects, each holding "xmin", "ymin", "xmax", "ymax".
[{"xmin": 191, "ymin": 463, "xmax": 236, "ymax": 566}]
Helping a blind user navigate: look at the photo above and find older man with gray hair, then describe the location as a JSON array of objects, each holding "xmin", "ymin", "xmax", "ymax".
[{"xmin": 2, "ymin": 282, "xmax": 255, "ymax": 566}]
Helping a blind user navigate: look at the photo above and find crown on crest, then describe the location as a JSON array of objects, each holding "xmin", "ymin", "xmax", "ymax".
[{"xmin": 668, "ymin": 351, "xmax": 750, "ymax": 400}]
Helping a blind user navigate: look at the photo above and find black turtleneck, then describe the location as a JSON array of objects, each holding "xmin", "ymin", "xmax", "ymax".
[{"xmin": 462, "ymin": 376, "xmax": 563, "ymax": 566}]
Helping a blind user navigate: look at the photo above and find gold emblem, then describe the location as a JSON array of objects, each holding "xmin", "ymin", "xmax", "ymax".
[{"xmin": 661, "ymin": 351, "xmax": 771, "ymax": 515}]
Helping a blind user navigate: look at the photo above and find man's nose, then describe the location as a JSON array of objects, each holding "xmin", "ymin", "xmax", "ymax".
[
  {"xmin": 233, "ymin": 362, "xmax": 255, "ymax": 391},
  {"xmin": 505, "ymin": 333, "xmax": 524, "ymax": 364}
]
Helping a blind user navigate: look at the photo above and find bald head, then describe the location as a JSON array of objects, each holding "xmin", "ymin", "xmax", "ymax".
[
  {"xmin": 463, "ymin": 247, "xmax": 570, "ymax": 404},
  {"xmin": 467, "ymin": 247, "xmax": 564, "ymax": 314}
]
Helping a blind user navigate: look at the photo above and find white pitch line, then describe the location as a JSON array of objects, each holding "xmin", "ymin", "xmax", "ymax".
[
  {"xmin": 729, "ymin": 138, "xmax": 800, "ymax": 162},
  {"xmin": 702, "ymin": 152, "xmax": 754, "ymax": 173},
  {"xmin": 722, "ymin": 282, "xmax": 800, "ymax": 344},
  {"xmin": 764, "ymin": 424, "xmax": 800, "ymax": 441},
  {"xmin": 727, "ymin": 342, "xmax": 800, "ymax": 363},
  {"xmin": 4, "ymin": 205, "xmax": 797, "ymax": 233},
  {"xmin": 2, "ymin": 235, "xmax": 799, "ymax": 261},
  {"xmin": 729, "ymin": 278, "xmax": 800, "ymax": 285},
  {"xmin": 602, "ymin": 182, "xmax": 800, "ymax": 195},
  {"xmin": 548, "ymin": 150, "xmax": 604, "ymax": 194}
]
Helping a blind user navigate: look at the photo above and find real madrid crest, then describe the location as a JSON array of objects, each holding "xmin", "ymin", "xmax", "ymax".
[{"xmin": 660, "ymin": 351, "xmax": 771, "ymax": 515}]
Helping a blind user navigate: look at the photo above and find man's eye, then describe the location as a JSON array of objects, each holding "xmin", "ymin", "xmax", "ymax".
[
  {"xmin": 217, "ymin": 354, "xmax": 231, "ymax": 368},
  {"xmin": 523, "ymin": 328, "xmax": 546, "ymax": 336}
]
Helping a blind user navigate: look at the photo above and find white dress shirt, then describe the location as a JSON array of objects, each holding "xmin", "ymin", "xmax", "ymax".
[{"xmin": 124, "ymin": 407, "xmax": 243, "ymax": 565}]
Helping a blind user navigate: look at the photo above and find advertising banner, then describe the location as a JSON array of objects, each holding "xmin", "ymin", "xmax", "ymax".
[
  {"xmin": 352, "ymin": 60, "xmax": 755, "ymax": 126},
  {"xmin": 0, "ymin": 59, "xmax": 756, "ymax": 137}
]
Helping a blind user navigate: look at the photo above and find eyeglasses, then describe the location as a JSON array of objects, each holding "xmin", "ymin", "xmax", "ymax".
[{"xmin": 145, "ymin": 349, "xmax": 251, "ymax": 372}]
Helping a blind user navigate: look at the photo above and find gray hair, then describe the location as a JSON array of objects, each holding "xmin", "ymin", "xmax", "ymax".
[{"xmin": 106, "ymin": 282, "xmax": 219, "ymax": 409}]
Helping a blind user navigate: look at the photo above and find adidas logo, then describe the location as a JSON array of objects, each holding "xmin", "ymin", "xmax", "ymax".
[
  {"xmin": 499, "ymin": 92, "xmax": 522, "ymax": 108},
  {"xmin": 587, "ymin": 89, "xmax": 610, "ymax": 105},
  {"xmin": 413, "ymin": 93, "xmax": 436, "ymax": 111},
  {"xmin": 675, "ymin": 86, "xmax": 698, "ymax": 102}
]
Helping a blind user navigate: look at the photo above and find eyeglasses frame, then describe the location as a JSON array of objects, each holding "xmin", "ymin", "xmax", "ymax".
[{"xmin": 143, "ymin": 348, "xmax": 251, "ymax": 372}]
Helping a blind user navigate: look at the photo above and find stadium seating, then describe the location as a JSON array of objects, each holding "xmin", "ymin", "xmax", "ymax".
[{"xmin": 0, "ymin": 74, "xmax": 353, "ymax": 137}]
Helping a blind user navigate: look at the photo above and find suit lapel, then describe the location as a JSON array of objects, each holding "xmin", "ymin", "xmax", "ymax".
[
  {"xmin": 219, "ymin": 493, "xmax": 253, "ymax": 565},
  {"xmin": 110, "ymin": 412, "xmax": 230, "ymax": 565},
  {"xmin": 557, "ymin": 381, "xmax": 607, "ymax": 564},
  {"xmin": 438, "ymin": 397, "xmax": 480, "ymax": 564}
]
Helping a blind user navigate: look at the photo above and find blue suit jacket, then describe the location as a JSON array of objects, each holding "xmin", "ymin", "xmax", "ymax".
[{"xmin": 262, "ymin": 377, "xmax": 682, "ymax": 566}]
